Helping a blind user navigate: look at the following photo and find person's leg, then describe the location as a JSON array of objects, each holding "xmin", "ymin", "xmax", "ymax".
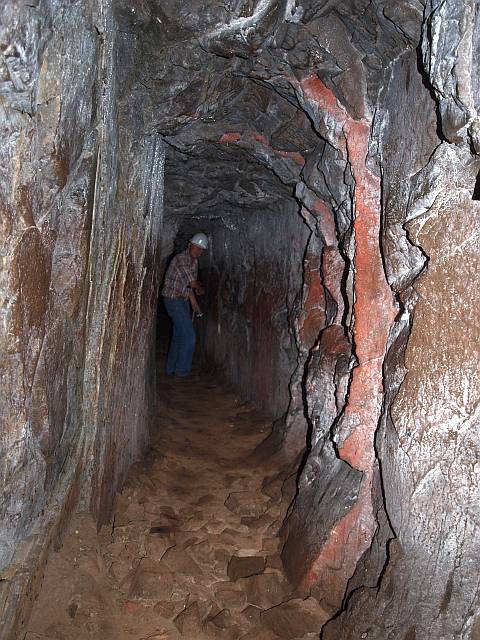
[
  {"xmin": 164, "ymin": 298, "xmax": 181, "ymax": 375},
  {"xmin": 174, "ymin": 301, "xmax": 196, "ymax": 377}
]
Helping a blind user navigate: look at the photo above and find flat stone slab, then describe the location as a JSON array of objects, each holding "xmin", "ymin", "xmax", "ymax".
[
  {"xmin": 239, "ymin": 571, "xmax": 289, "ymax": 609},
  {"xmin": 173, "ymin": 601, "xmax": 204, "ymax": 635},
  {"xmin": 225, "ymin": 491, "xmax": 269, "ymax": 518},
  {"xmin": 227, "ymin": 555, "xmax": 266, "ymax": 581},
  {"xmin": 214, "ymin": 583, "xmax": 247, "ymax": 608},
  {"xmin": 260, "ymin": 597, "xmax": 330, "ymax": 638},
  {"xmin": 162, "ymin": 546, "xmax": 204, "ymax": 575},
  {"xmin": 128, "ymin": 559, "xmax": 174, "ymax": 601},
  {"xmin": 241, "ymin": 604, "xmax": 263, "ymax": 624}
]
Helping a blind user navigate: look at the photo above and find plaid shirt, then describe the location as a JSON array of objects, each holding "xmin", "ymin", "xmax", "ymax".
[{"xmin": 162, "ymin": 249, "xmax": 198, "ymax": 299}]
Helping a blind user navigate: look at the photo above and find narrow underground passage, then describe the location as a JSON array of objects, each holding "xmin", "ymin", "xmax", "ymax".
[
  {"xmin": 27, "ymin": 335, "xmax": 320, "ymax": 639},
  {"xmin": 26, "ymin": 185, "xmax": 327, "ymax": 639},
  {"xmin": 1, "ymin": 2, "xmax": 479, "ymax": 640}
]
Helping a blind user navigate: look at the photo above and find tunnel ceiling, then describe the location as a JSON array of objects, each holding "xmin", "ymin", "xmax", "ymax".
[{"xmin": 115, "ymin": 0, "xmax": 423, "ymax": 221}]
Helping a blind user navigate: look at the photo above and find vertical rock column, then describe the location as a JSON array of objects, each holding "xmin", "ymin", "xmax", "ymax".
[
  {"xmin": 0, "ymin": 4, "xmax": 102, "ymax": 633},
  {"xmin": 281, "ymin": 75, "xmax": 396, "ymax": 611},
  {"xmin": 0, "ymin": 2, "xmax": 164, "ymax": 637},
  {"xmin": 323, "ymin": 3, "xmax": 480, "ymax": 635}
]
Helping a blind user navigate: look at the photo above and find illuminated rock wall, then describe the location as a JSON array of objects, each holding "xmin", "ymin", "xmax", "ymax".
[{"xmin": 0, "ymin": 2, "xmax": 164, "ymax": 635}]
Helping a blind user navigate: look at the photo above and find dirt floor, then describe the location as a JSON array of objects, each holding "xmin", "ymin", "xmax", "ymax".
[{"xmin": 26, "ymin": 367, "xmax": 329, "ymax": 639}]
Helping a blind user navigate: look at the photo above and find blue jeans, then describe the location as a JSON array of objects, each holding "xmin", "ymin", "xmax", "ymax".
[{"xmin": 163, "ymin": 297, "xmax": 196, "ymax": 377}]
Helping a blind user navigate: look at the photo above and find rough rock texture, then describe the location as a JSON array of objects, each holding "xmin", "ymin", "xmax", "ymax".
[
  {"xmin": 0, "ymin": 2, "xmax": 164, "ymax": 636},
  {"xmin": 198, "ymin": 205, "xmax": 308, "ymax": 416},
  {"xmin": 323, "ymin": 5, "xmax": 480, "ymax": 635},
  {"xmin": 26, "ymin": 375, "xmax": 329, "ymax": 639},
  {"xmin": 146, "ymin": 1, "xmax": 479, "ymax": 635},
  {"xmin": 2, "ymin": 0, "xmax": 480, "ymax": 638}
]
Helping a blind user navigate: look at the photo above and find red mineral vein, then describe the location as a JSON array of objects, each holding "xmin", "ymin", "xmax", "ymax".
[
  {"xmin": 298, "ymin": 75, "xmax": 397, "ymax": 592},
  {"xmin": 302, "ymin": 75, "xmax": 349, "ymax": 128},
  {"xmin": 310, "ymin": 198, "xmax": 337, "ymax": 245},
  {"xmin": 251, "ymin": 133, "xmax": 305, "ymax": 166},
  {"xmin": 218, "ymin": 132, "xmax": 242, "ymax": 143}
]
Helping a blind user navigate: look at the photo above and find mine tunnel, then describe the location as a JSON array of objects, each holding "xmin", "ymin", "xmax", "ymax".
[{"xmin": 1, "ymin": 1, "xmax": 479, "ymax": 639}]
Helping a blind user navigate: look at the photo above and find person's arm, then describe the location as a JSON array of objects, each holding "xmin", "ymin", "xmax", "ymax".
[
  {"xmin": 192, "ymin": 281, "xmax": 205, "ymax": 295},
  {"xmin": 189, "ymin": 279, "xmax": 204, "ymax": 293},
  {"xmin": 188, "ymin": 289, "xmax": 202, "ymax": 315}
]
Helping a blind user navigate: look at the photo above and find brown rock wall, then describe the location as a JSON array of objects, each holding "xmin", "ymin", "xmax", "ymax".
[
  {"xmin": 0, "ymin": 3, "xmax": 164, "ymax": 637},
  {"xmin": 280, "ymin": 75, "xmax": 396, "ymax": 610},
  {"xmin": 323, "ymin": 29, "xmax": 480, "ymax": 640},
  {"xmin": 195, "ymin": 203, "xmax": 309, "ymax": 418},
  {"xmin": 2, "ymin": 1, "xmax": 479, "ymax": 638}
]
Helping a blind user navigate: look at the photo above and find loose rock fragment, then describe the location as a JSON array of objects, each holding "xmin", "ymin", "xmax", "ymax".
[
  {"xmin": 240, "ymin": 571, "xmax": 290, "ymax": 608},
  {"xmin": 214, "ymin": 584, "xmax": 247, "ymax": 608},
  {"xmin": 162, "ymin": 547, "xmax": 204, "ymax": 576},
  {"xmin": 128, "ymin": 559, "xmax": 174, "ymax": 601},
  {"xmin": 225, "ymin": 492, "xmax": 269, "ymax": 518},
  {"xmin": 227, "ymin": 555, "xmax": 266, "ymax": 581},
  {"xmin": 260, "ymin": 597, "xmax": 330, "ymax": 638},
  {"xmin": 173, "ymin": 601, "xmax": 204, "ymax": 635},
  {"xmin": 154, "ymin": 600, "xmax": 178, "ymax": 619},
  {"xmin": 241, "ymin": 604, "xmax": 263, "ymax": 624}
]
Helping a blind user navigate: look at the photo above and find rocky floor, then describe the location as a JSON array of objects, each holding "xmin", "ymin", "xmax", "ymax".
[{"xmin": 26, "ymin": 369, "xmax": 329, "ymax": 639}]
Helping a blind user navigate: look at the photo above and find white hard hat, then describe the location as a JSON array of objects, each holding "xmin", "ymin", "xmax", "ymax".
[{"xmin": 190, "ymin": 233, "xmax": 208, "ymax": 249}]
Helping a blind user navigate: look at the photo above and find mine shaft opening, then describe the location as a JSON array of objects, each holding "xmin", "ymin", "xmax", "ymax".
[{"xmin": 159, "ymin": 141, "xmax": 315, "ymax": 420}]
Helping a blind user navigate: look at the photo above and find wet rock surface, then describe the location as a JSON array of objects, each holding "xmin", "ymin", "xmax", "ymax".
[{"xmin": 27, "ymin": 370, "xmax": 329, "ymax": 639}]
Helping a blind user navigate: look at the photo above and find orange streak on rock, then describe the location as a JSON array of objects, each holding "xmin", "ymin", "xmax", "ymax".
[
  {"xmin": 218, "ymin": 131, "xmax": 305, "ymax": 166},
  {"xmin": 297, "ymin": 75, "xmax": 396, "ymax": 596},
  {"xmin": 303, "ymin": 473, "xmax": 374, "ymax": 597},
  {"xmin": 301, "ymin": 75, "xmax": 348, "ymax": 126},
  {"xmin": 251, "ymin": 133, "xmax": 305, "ymax": 166},
  {"xmin": 277, "ymin": 150, "xmax": 305, "ymax": 166},
  {"xmin": 339, "ymin": 118, "xmax": 397, "ymax": 470},
  {"xmin": 311, "ymin": 198, "xmax": 330, "ymax": 216},
  {"xmin": 218, "ymin": 132, "xmax": 241, "ymax": 143},
  {"xmin": 252, "ymin": 133, "xmax": 269, "ymax": 145},
  {"xmin": 311, "ymin": 199, "xmax": 337, "ymax": 245}
]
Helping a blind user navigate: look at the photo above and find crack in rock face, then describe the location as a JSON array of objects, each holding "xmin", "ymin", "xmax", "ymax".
[{"xmin": 0, "ymin": 0, "xmax": 479, "ymax": 638}]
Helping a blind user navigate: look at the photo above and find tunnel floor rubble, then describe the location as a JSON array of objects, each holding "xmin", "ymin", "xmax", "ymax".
[{"xmin": 27, "ymin": 367, "xmax": 329, "ymax": 639}]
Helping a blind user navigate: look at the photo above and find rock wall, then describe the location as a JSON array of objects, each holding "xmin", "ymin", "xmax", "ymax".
[
  {"xmin": 323, "ymin": 3, "xmax": 480, "ymax": 637},
  {"xmin": 280, "ymin": 72, "xmax": 397, "ymax": 610},
  {"xmin": 2, "ymin": 0, "xmax": 479, "ymax": 638},
  {"xmin": 199, "ymin": 203, "xmax": 309, "ymax": 416},
  {"xmin": 150, "ymin": 3, "xmax": 479, "ymax": 633},
  {"xmin": 0, "ymin": 2, "xmax": 164, "ymax": 636}
]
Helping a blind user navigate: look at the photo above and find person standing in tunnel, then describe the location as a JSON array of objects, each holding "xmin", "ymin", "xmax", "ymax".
[{"xmin": 162, "ymin": 233, "xmax": 208, "ymax": 378}]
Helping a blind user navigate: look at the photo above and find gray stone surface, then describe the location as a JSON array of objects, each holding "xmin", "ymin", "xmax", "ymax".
[
  {"xmin": 1, "ymin": 0, "xmax": 479, "ymax": 638},
  {"xmin": 0, "ymin": 1, "xmax": 164, "ymax": 636}
]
